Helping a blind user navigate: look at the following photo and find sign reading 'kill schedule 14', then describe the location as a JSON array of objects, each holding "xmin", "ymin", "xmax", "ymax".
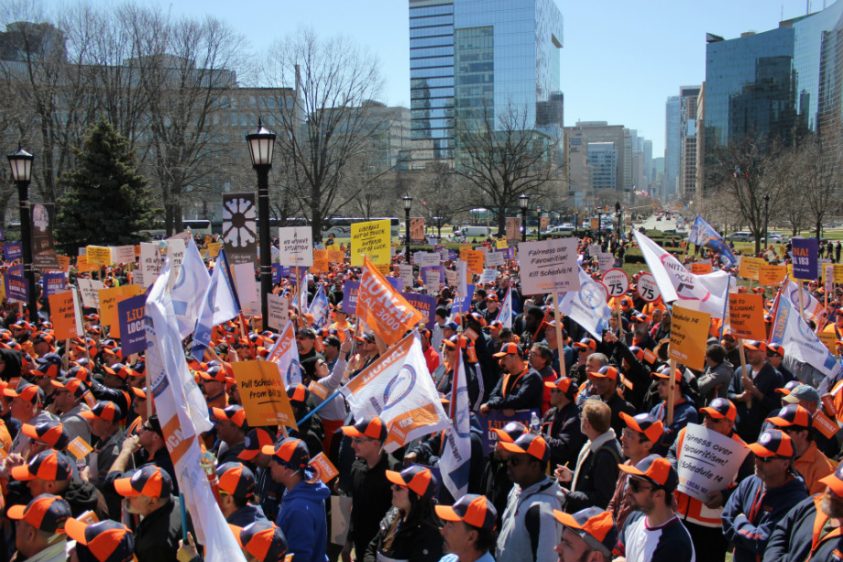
[
  {"xmin": 517, "ymin": 239, "xmax": 580, "ymax": 295},
  {"xmin": 669, "ymin": 305, "xmax": 711, "ymax": 371},
  {"xmin": 351, "ymin": 220, "xmax": 391, "ymax": 266}
]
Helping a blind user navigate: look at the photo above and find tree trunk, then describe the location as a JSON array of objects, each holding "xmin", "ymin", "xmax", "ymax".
[
  {"xmin": 496, "ymin": 208, "xmax": 506, "ymax": 237},
  {"xmin": 311, "ymin": 201, "xmax": 322, "ymax": 243},
  {"xmin": 816, "ymin": 221, "xmax": 822, "ymax": 241}
]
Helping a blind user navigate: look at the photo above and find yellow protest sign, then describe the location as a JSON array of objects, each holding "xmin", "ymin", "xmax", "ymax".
[
  {"xmin": 834, "ymin": 264, "xmax": 843, "ymax": 284},
  {"xmin": 206, "ymin": 241, "xmax": 222, "ymax": 258},
  {"xmin": 669, "ymin": 305, "xmax": 711, "ymax": 371},
  {"xmin": 758, "ymin": 264, "xmax": 786, "ymax": 286},
  {"xmin": 231, "ymin": 361, "xmax": 298, "ymax": 429},
  {"xmin": 728, "ymin": 294, "xmax": 766, "ymax": 341},
  {"xmin": 496, "ymin": 239, "xmax": 508, "ymax": 249},
  {"xmin": 48, "ymin": 291, "xmax": 79, "ymax": 340},
  {"xmin": 819, "ymin": 330, "xmax": 838, "ymax": 353},
  {"xmin": 738, "ymin": 257, "xmax": 765, "ymax": 281},
  {"xmin": 311, "ymin": 249, "xmax": 329, "ymax": 273},
  {"xmin": 350, "ymin": 219, "xmax": 391, "ymax": 266},
  {"xmin": 86, "ymin": 246, "xmax": 113, "ymax": 267}
]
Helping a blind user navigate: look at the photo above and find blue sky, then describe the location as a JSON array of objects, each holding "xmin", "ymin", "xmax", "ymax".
[{"xmin": 69, "ymin": 0, "xmax": 822, "ymax": 154}]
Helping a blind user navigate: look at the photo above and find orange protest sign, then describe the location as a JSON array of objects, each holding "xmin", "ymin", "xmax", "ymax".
[
  {"xmin": 758, "ymin": 264, "xmax": 786, "ymax": 286},
  {"xmin": 690, "ymin": 262, "xmax": 712, "ymax": 274},
  {"xmin": 357, "ymin": 256, "xmax": 424, "ymax": 345},
  {"xmin": 75, "ymin": 255, "xmax": 98, "ymax": 273},
  {"xmin": 327, "ymin": 248, "xmax": 344, "ymax": 264},
  {"xmin": 461, "ymin": 249, "xmax": 485, "ymax": 275},
  {"xmin": 818, "ymin": 330, "xmax": 838, "ymax": 353},
  {"xmin": 311, "ymin": 249, "xmax": 329, "ymax": 274},
  {"xmin": 231, "ymin": 360, "xmax": 298, "ymax": 429},
  {"xmin": 409, "ymin": 217, "xmax": 425, "ymax": 242},
  {"xmin": 728, "ymin": 294, "xmax": 766, "ymax": 341},
  {"xmin": 738, "ymin": 257, "xmax": 765, "ymax": 281},
  {"xmin": 56, "ymin": 255, "xmax": 71, "ymax": 272},
  {"xmin": 309, "ymin": 452, "xmax": 340, "ymax": 483},
  {"xmin": 48, "ymin": 291, "xmax": 79, "ymax": 340},
  {"xmin": 98, "ymin": 285, "xmax": 143, "ymax": 337},
  {"xmin": 669, "ymin": 305, "xmax": 711, "ymax": 371}
]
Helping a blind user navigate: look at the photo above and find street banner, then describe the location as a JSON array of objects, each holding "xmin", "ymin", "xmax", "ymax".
[
  {"xmin": 771, "ymin": 288, "xmax": 840, "ymax": 378},
  {"xmin": 669, "ymin": 305, "xmax": 711, "ymax": 370},
  {"xmin": 402, "ymin": 292, "xmax": 436, "ymax": 330},
  {"xmin": 758, "ymin": 264, "xmax": 786, "ymax": 286},
  {"xmin": 118, "ymin": 294, "xmax": 147, "ymax": 356},
  {"xmin": 341, "ymin": 333, "xmax": 449, "ymax": 452},
  {"xmin": 351, "ymin": 219, "xmax": 391, "ymax": 266},
  {"xmin": 677, "ymin": 423, "xmax": 749, "ymax": 502},
  {"xmin": 145, "ymin": 262, "xmax": 247, "ymax": 562},
  {"xmin": 49, "ymin": 291, "xmax": 79, "ymax": 340},
  {"xmin": 505, "ymin": 217, "xmax": 520, "ymax": 242},
  {"xmin": 634, "ymin": 230, "xmax": 729, "ymax": 318},
  {"xmin": 265, "ymin": 321, "xmax": 302, "ymax": 387},
  {"xmin": 222, "ymin": 193, "xmax": 258, "ymax": 266},
  {"xmin": 30, "ymin": 203, "xmax": 59, "ymax": 271},
  {"xmin": 410, "ymin": 217, "xmax": 425, "ymax": 242},
  {"xmin": 602, "ymin": 268, "xmax": 629, "ymax": 299},
  {"xmin": 77, "ymin": 278, "xmax": 104, "ymax": 309},
  {"xmin": 231, "ymin": 360, "xmax": 297, "ymax": 429},
  {"xmin": 636, "ymin": 273, "xmax": 661, "ymax": 302},
  {"xmin": 518, "ymin": 238, "xmax": 579, "ymax": 295},
  {"xmin": 86, "ymin": 245, "xmax": 112, "ymax": 267},
  {"xmin": 728, "ymin": 294, "xmax": 766, "ymax": 341},
  {"xmin": 559, "ymin": 266, "xmax": 611, "ymax": 341},
  {"xmin": 267, "ymin": 293, "xmax": 289, "ymax": 332},
  {"xmin": 791, "ymin": 238, "xmax": 818, "ymax": 280},
  {"xmin": 277, "ymin": 227, "xmax": 313, "ymax": 267},
  {"xmin": 738, "ymin": 257, "xmax": 765, "ymax": 281},
  {"xmin": 357, "ymin": 256, "xmax": 424, "ymax": 345},
  {"xmin": 42, "ymin": 272, "xmax": 67, "ymax": 297}
]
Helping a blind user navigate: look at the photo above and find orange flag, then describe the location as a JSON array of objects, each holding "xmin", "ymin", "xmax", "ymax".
[{"xmin": 357, "ymin": 256, "xmax": 424, "ymax": 345}]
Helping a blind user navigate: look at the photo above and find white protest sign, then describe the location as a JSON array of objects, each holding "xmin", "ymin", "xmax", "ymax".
[
  {"xmin": 232, "ymin": 262, "xmax": 260, "ymax": 316},
  {"xmin": 485, "ymin": 250, "xmax": 505, "ymax": 267},
  {"xmin": 445, "ymin": 269, "xmax": 458, "ymax": 287},
  {"xmin": 825, "ymin": 263, "xmax": 835, "ymax": 294},
  {"xmin": 414, "ymin": 252, "xmax": 440, "ymax": 267},
  {"xmin": 424, "ymin": 269, "xmax": 440, "ymax": 295},
  {"xmin": 139, "ymin": 242, "xmax": 162, "ymax": 288},
  {"xmin": 479, "ymin": 268, "xmax": 498, "ymax": 285},
  {"xmin": 602, "ymin": 268, "xmax": 630, "ymax": 298},
  {"xmin": 456, "ymin": 261, "xmax": 468, "ymax": 295},
  {"xmin": 166, "ymin": 237, "xmax": 186, "ymax": 290},
  {"xmin": 597, "ymin": 252, "xmax": 615, "ymax": 272},
  {"xmin": 72, "ymin": 286, "xmax": 84, "ymax": 335},
  {"xmin": 517, "ymin": 238, "xmax": 580, "ymax": 295},
  {"xmin": 278, "ymin": 227, "xmax": 313, "ymax": 267},
  {"xmin": 267, "ymin": 293, "xmax": 289, "ymax": 331},
  {"xmin": 677, "ymin": 423, "xmax": 750, "ymax": 501},
  {"xmin": 637, "ymin": 272, "xmax": 661, "ymax": 302},
  {"xmin": 589, "ymin": 243, "xmax": 600, "ymax": 256},
  {"xmin": 77, "ymin": 278, "xmax": 105, "ymax": 309},
  {"xmin": 398, "ymin": 264, "xmax": 414, "ymax": 288},
  {"xmin": 110, "ymin": 245, "xmax": 135, "ymax": 265}
]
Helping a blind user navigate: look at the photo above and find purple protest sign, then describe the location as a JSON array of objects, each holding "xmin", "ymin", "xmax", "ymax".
[
  {"xmin": 42, "ymin": 272, "xmax": 67, "ymax": 297},
  {"xmin": 791, "ymin": 238, "xmax": 818, "ymax": 280},
  {"xmin": 118, "ymin": 294, "xmax": 148, "ymax": 356},
  {"xmin": 5, "ymin": 272, "xmax": 27, "ymax": 303},
  {"xmin": 420, "ymin": 265, "xmax": 445, "ymax": 284},
  {"xmin": 402, "ymin": 292, "xmax": 436, "ymax": 330},
  {"xmin": 342, "ymin": 281, "xmax": 359, "ymax": 312},
  {"xmin": 451, "ymin": 284, "xmax": 475, "ymax": 314},
  {"xmin": 475, "ymin": 409, "xmax": 538, "ymax": 454},
  {"xmin": 387, "ymin": 277, "xmax": 404, "ymax": 292},
  {"xmin": 4, "ymin": 241, "xmax": 21, "ymax": 261}
]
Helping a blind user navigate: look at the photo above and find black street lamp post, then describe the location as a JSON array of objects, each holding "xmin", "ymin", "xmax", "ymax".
[
  {"xmin": 519, "ymin": 194, "xmax": 529, "ymax": 242},
  {"xmin": 7, "ymin": 146, "xmax": 37, "ymax": 322},
  {"xmin": 246, "ymin": 120, "xmax": 276, "ymax": 332},
  {"xmin": 403, "ymin": 195, "xmax": 413, "ymax": 264},
  {"xmin": 536, "ymin": 206, "xmax": 542, "ymax": 241}
]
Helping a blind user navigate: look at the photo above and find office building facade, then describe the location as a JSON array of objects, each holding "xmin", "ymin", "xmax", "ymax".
[{"xmin": 663, "ymin": 96, "xmax": 681, "ymax": 201}]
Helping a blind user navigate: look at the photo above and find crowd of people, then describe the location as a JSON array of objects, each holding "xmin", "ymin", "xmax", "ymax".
[{"xmin": 0, "ymin": 226, "xmax": 842, "ymax": 562}]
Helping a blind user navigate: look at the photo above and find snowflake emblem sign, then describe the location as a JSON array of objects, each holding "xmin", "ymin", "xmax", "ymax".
[{"xmin": 222, "ymin": 197, "xmax": 257, "ymax": 248}]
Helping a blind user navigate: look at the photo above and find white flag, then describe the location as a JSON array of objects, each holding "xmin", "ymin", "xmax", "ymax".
[
  {"xmin": 145, "ymin": 264, "xmax": 246, "ymax": 562},
  {"xmin": 265, "ymin": 321, "xmax": 302, "ymax": 387},
  {"xmin": 770, "ymin": 289, "xmax": 840, "ymax": 378},
  {"xmin": 634, "ymin": 230, "xmax": 730, "ymax": 318},
  {"xmin": 496, "ymin": 288, "xmax": 513, "ymax": 330},
  {"xmin": 171, "ymin": 239, "xmax": 211, "ymax": 338},
  {"xmin": 783, "ymin": 278, "xmax": 825, "ymax": 324},
  {"xmin": 341, "ymin": 333, "xmax": 449, "ymax": 452},
  {"xmin": 558, "ymin": 266, "xmax": 612, "ymax": 341},
  {"xmin": 440, "ymin": 343, "xmax": 471, "ymax": 499}
]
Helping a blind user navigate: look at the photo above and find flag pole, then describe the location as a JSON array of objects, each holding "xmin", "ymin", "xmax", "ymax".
[{"xmin": 551, "ymin": 291, "xmax": 567, "ymax": 378}]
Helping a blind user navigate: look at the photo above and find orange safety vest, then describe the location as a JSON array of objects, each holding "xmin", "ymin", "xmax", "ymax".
[
  {"xmin": 501, "ymin": 367, "xmax": 529, "ymax": 398},
  {"xmin": 808, "ymin": 495, "xmax": 843, "ymax": 561}
]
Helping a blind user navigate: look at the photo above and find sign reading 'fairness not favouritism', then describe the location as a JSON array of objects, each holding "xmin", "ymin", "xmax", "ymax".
[{"xmin": 517, "ymin": 239, "xmax": 580, "ymax": 296}]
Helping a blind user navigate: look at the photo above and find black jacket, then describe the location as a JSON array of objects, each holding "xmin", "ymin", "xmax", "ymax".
[
  {"xmin": 343, "ymin": 452, "xmax": 401, "ymax": 557},
  {"xmin": 728, "ymin": 363, "xmax": 784, "ymax": 442},
  {"xmin": 486, "ymin": 367, "xmax": 543, "ymax": 412},
  {"xmin": 564, "ymin": 433, "xmax": 622, "ymax": 513},
  {"xmin": 541, "ymin": 402, "xmax": 585, "ymax": 469},
  {"xmin": 134, "ymin": 496, "xmax": 186, "ymax": 562},
  {"xmin": 363, "ymin": 507, "xmax": 444, "ymax": 562}
]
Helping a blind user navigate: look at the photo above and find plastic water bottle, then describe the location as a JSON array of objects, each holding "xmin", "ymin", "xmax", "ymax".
[{"xmin": 530, "ymin": 411, "xmax": 541, "ymax": 434}]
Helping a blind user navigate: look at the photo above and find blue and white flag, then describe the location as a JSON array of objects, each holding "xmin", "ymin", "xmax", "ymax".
[
  {"xmin": 770, "ymin": 288, "xmax": 840, "ymax": 378},
  {"xmin": 308, "ymin": 285, "xmax": 330, "ymax": 328},
  {"xmin": 440, "ymin": 342, "xmax": 471, "ymax": 499},
  {"xmin": 191, "ymin": 250, "xmax": 241, "ymax": 359},
  {"xmin": 298, "ymin": 271, "xmax": 309, "ymax": 313},
  {"xmin": 496, "ymin": 287, "xmax": 513, "ymax": 329},
  {"xmin": 171, "ymin": 239, "xmax": 211, "ymax": 339},
  {"xmin": 558, "ymin": 266, "xmax": 612, "ymax": 341},
  {"xmin": 688, "ymin": 215, "xmax": 736, "ymax": 266}
]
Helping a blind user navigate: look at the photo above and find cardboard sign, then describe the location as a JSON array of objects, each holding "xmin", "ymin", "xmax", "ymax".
[
  {"xmin": 49, "ymin": 291, "xmax": 79, "ymax": 340},
  {"xmin": 461, "ymin": 249, "xmax": 485, "ymax": 275},
  {"xmin": 669, "ymin": 305, "xmax": 711, "ymax": 370},
  {"xmin": 99, "ymin": 285, "xmax": 143, "ymax": 338},
  {"xmin": 42, "ymin": 272, "xmax": 67, "ymax": 297},
  {"xmin": 231, "ymin": 360, "xmax": 298, "ymax": 429},
  {"xmin": 485, "ymin": 250, "xmax": 504, "ymax": 267},
  {"xmin": 398, "ymin": 264, "xmax": 414, "ymax": 288},
  {"xmin": 596, "ymin": 252, "xmax": 615, "ymax": 272},
  {"xmin": 232, "ymin": 262, "xmax": 260, "ymax": 316},
  {"xmin": 139, "ymin": 242, "xmax": 162, "ymax": 288},
  {"xmin": 758, "ymin": 264, "xmax": 787, "ymax": 286},
  {"xmin": 357, "ymin": 256, "xmax": 424, "ymax": 345},
  {"xmin": 677, "ymin": 423, "xmax": 750, "ymax": 501},
  {"xmin": 310, "ymin": 452, "xmax": 340, "ymax": 483},
  {"xmin": 738, "ymin": 257, "xmax": 765, "ymax": 281},
  {"xmin": 637, "ymin": 272, "xmax": 661, "ymax": 302},
  {"xmin": 409, "ymin": 217, "xmax": 425, "ymax": 242},
  {"xmin": 207, "ymin": 241, "xmax": 222, "ymax": 258},
  {"xmin": 267, "ymin": 293, "xmax": 290, "ymax": 332},
  {"xmin": 505, "ymin": 217, "xmax": 520, "ymax": 242},
  {"xmin": 401, "ymin": 292, "xmax": 437, "ymax": 330},
  {"xmin": 118, "ymin": 294, "xmax": 148, "ymax": 356},
  {"xmin": 351, "ymin": 220, "xmax": 391, "ymax": 266},
  {"xmin": 414, "ymin": 252, "xmax": 440, "ymax": 267},
  {"xmin": 110, "ymin": 245, "xmax": 135, "ymax": 265},
  {"xmin": 834, "ymin": 264, "xmax": 843, "ymax": 284},
  {"xmin": 66, "ymin": 436, "xmax": 94, "ymax": 460},
  {"xmin": 56, "ymin": 255, "xmax": 71, "ymax": 272},
  {"xmin": 311, "ymin": 249, "xmax": 329, "ymax": 274},
  {"xmin": 5, "ymin": 272, "xmax": 28, "ymax": 303},
  {"xmin": 496, "ymin": 238, "xmax": 508, "ymax": 250},
  {"xmin": 3, "ymin": 241, "xmax": 21, "ymax": 261},
  {"xmin": 690, "ymin": 262, "xmax": 713, "ymax": 274},
  {"xmin": 517, "ymin": 238, "xmax": 580, "ymax": 295},
  {"xmin": 728, "ymin": 294, "xmax": 766, "ymax": 341},
  {"xmin": 278, "ymin": 227, "xmax": 313, "ymax": 267},
  {"xmin": 791, "ymin": 238, "xmax": 818, "ymax": 280},
  {"xmin": 602, "ymin": 268, "xmax": 629, "ymax": 298},
  {"xmin": 86, "ymin": 246, "xmax": 112, "ymax": 267}
]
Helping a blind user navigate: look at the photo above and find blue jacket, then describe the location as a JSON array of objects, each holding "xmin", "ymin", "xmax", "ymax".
[
  {"xmin": 722, "ymin": 474, "xmax": 808, "ymax": 562},
  {"xmin": 764, "ymin": 494, "xmax": 843, "ymax": 562},
  {"xmin": 649, "ymin": 397, "xmax": 699, "ymax": 455},
  {"xmin": 276, "ymin": 478, "xmax": 331, "ymax": 562},
  {"xmin": 227, "ymin": 503, "xmax": 267, "ymax": 527}
]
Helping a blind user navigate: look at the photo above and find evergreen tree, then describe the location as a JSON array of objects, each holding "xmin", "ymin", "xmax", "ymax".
[{"xmin": 55, "ymin": 120, "xmax": 156, "ymax": 254}]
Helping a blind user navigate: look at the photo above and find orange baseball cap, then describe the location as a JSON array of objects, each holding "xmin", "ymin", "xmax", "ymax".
[
  {"xmin": 216, "ymin": 462, "xmax": 257, "ymax": 500},
  {"xmin": 498, "ymin": 433, "xmax": 549, "ymax": 463},
  {"xmin": 552, "ymin": 507, "xmax": 617, "ymax": 557},
  {"xmin": 212, "ymin": 405, "xmax": 248, "ymax": 429},
  {"xmin": 239, "ymin": 428, "xmax": 275, "ymax": 461},
  {"xmin": 747, "ymin": 429, "xmax": 795, "ymax": 458},
  {"xmin": 819, "ymin": 462, "xmax": 843, "ymax": 497},
  {"xmin": 231, "ymin": 520, "xmax": 288, "ymax": 562},
  {"xmin": 80, "ymin": 401, "xmax": 122, "ymax": 423},
  {"xmin": 490, "ymin": 421, "xmax": 527, "ymax": 445},
  {"xmin": 743, "ymin": 340, "xmax": 767, "ymax": 352},
  {"xmin": 768, "ymin": 404, "xmax": 812, "ymax": 430},
  {"xmin": 493, "ymin": 342, "xmax": 521, "ymax": 358},
  {"xmin": 340, "ymin": 417, "xmax": 388, "ymax": 441},
  {"xmin": 65, "ymin": 518, "xmax": 135, "ymax": 562},
  {"xmin": 619, "ymin": 412, "xmax": 664, "ymax": 443},
  {"xmin": 545, "ymin": 377, "xmax": 578, "ymax": 398},
  {"xmin": 618, "ymin": 456, "xmax": 678, "ymax": 492},
  {"xmin": 588, "ymin": 365, "xmax": 619, "ymax": 381},
  {"xmin": 574, "ymin": 338, "xmax": 597, "ymax": 352},
  {"xmin": 21, "ymin": 420, "xmax": 69, "ymax": 450},
  {"xmin": 6, "ymin": 493, "xmax": 71, "ymax": 532},
  {"xmin": 699, "ymin": 398, "xmax": 737, "ymax": 422},
  {"xmin": 261, "ymin": 437, "xmax": 311, "ymax": 471},
  {"xmin": 386, "ymin": 465, "xmax": 437, "ymax": 500},
  {"xmin": 11, "ymin": 449, "xmax": 73, "ymax": 482},
  {"xmin": 113, "ymin": 465, "xmax": 173, "ymax": 498},
  {"xmin": 435, "ymin": 494, "xmax": 497, "ymax": 532},
  {"xmin": 652, "ymin": 366, "xmax": 682, "ymax": 383}
]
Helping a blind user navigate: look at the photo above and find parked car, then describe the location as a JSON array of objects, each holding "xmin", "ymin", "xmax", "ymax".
[{"xmin": 726, "ymin": 231, "xmax": 753, "ymax": 242}]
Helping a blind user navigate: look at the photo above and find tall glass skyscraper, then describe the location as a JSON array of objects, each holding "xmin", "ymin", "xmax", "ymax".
[{"xmin": 409, "ymin": 0, "xmax": 564, "ymax": 162}]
